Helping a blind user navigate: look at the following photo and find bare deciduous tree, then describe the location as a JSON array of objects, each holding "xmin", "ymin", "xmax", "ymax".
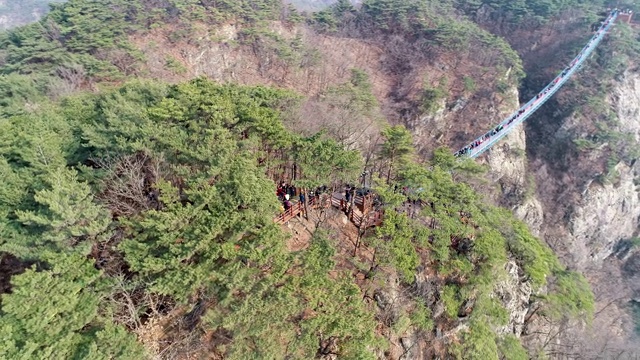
[{"xmin": 95, "ymin": 152, "xmax": 165, "ymax": 217}]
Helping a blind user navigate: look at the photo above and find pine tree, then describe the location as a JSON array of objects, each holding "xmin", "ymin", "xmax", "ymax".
[
  {"xmin": 379, "ymin": 125, "xmax": 414, "ymax": 183},
  {"xmin": 14, "ymin": 167, "xmax": 110, "ymax": 257},
  {"xmin": 372, "ymin": 209, "xmax": 420, "ymax": 282},
  {"xmin": 120, "ymin": 157, "xmax": 285, "ymax": 301},
  {"xmin": 0, "ymin": 252, "xmax": 145, "ymax": 359}
]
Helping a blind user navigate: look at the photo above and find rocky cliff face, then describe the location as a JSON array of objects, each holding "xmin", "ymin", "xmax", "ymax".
[
  {"xmin": 528, "ymin": 71, "xmax": 640, "ymax": 272},
  {"xmin": 494, "ymin": 260, "xmax": 533, "ymax": 337},
  {"xmin": 414, "ymin": 81, "xmax": 542, "ymax": 342},
  {"xmin": 132, "ymin": 23, "xmax": 392, "ymax": 100},
  {"xmin": 568, "ymin": 161, "xmax": 640, "ymax": 268},
  {"xmin": 468, "ymin": 85, "xmax": 545, "ymax": 237},
  {"xmin": 485, "ymin": 69, "xmax": 640, "ymax": 352},
  {"xmin": 615, "ymin": 71, "xmax": 640, "ymax": 143}
]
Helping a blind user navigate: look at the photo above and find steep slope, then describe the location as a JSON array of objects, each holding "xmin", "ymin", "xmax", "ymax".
[
  {"xmin": 466, "ymin": 6, "xmax": 640, "ymax": 355},
  {"xmin": 0, "ymin": 0, "xmax": 606, "ymax": 359}
]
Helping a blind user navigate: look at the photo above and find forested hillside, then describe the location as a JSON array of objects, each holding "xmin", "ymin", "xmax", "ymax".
[
  {"xmin": 0, "ymin": 74, "xmax": 594, "ymax": 358},
  {"xmin": 0, "ymin": 0, "xmax": 620, "ymax": 358}
]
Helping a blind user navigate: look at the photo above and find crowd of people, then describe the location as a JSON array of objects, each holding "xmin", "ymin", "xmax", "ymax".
[
  {"xmin": 454, "ymin": 9, "xmax": 618, "ymax": 158},
  {"xmin": 276, "ymin": 181, "xmax": 329, "ymax": 214}
]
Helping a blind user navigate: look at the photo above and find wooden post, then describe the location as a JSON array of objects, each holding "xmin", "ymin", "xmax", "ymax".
[
  {"xmin": 349, "ymin": 188, "xmax": 355, "ymax": 211},
  {"xmin": 302, "ymin": 188, "xmax": 309, "ymax": 220}
]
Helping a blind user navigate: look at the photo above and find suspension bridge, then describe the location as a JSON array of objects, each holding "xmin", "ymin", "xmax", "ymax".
[{"xmin": 455, "ymin": 10, "xmax": 619, "ymax": 159}]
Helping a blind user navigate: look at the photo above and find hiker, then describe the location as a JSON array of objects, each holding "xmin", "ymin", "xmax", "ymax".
[
  {"xmin": 287, "ymin": 184, "xmax": 296, "ymax": 198},
  {"xmin": 298, "ymin": 192, "xmax": 306, "ymax": 217},
  {"xmin": 276, "ymin": 185, "xmax": 285, "ymax": 200},
  {"xmin": 283, "ymin": 194, "xmax": 292, "ymax": 211}
]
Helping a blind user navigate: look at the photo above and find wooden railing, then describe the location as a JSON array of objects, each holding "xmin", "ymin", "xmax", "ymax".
[
  {"xmin": 274, "ymin": 201, "xmax": 304, "ymax": 224},
  {"xmin": 274, "ymin": 196, "xmax": 323, "ymax": 224},
  {"xmin": 274, "ymin": 192, "xmax": 383, "ymax": 229}
]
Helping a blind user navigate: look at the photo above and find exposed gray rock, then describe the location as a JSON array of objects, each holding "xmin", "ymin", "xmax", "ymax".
[
  {"xmin": 482, "ymin": 86, "xmax": 546, "ymax": 234},
  {"xmin": 519, "ymin": 70, "xmax": 640, "ymax": 353},
  {"xmin": 409, "ymin": 98, "xmax": 448, "ymax": 141},
  {"xmin": 493, "ymin": 260, "xmax": 532, "ymax": 337},
  {"xmin": 399, "ymin": 335, "xmax": 421, "ymax": 360},
  {"xmin": 487, "ymin": 121, "xmax": 528, "ymax": 201},
  {"xmin": 514, "ymin": 198, "xmax": 544, "ymax": 237},
  {"xmin": 449, "ymin": 97, "xmax": 468, "ymax": 113},
  {"xmin": 614, "ymin": 71, "xmax": 640, "ymax": 142},
  {"xmin": 374, "ymin": 290, "xmax": 390, "ymax": 310},
  {"xmin": 568, "ymin": 161, "xmax": 640, "ymax": 269}
]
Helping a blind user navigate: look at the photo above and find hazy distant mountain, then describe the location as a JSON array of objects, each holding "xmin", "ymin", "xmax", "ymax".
[
  {"xmin": 0, "ymin": 0, "xmax": 66, "ymax": 30},
  {"xmin": 286, "ymin": 0, "xmax": 358, "ymax": 11}
]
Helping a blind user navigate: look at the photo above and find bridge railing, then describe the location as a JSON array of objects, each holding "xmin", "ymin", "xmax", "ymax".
[{"xmin": 457, "ymin": 10, "xmax": 619, "ymax": 159}]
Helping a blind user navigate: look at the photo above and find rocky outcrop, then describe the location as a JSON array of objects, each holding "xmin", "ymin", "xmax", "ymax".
[
  {"xmin": 568, "ymin": 161, "xmax": 640, "ymax": 269},
  {"xmin": 407, "ymin": 98, "xmax": 448, "ymax": 148},
  {"xmin": 615, "ymin": 71, "xmax": 640, "ymax": 143},
  {"xmin": 480, "ymin": 86, "xmax": 546, "ymax": 236},
  {"xmin": 493, "ymin": 260, "xmax": 533, "ymax": 337},
  {"xmin": 515, "ymin": 69, "xmax": 640, "ymax": 353},
  {"xmin": 483, "ymin": 86, "xmax": 525, "ymax": 187},
  {"xmin": 527, "ymin": 71, "xmax": 640, "ymax": 271}
]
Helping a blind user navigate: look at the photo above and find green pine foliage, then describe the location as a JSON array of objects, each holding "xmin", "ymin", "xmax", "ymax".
[
  {"xmin": 0, "ymin": 77, "xmax": 373, "ymax": 356},
  {"xmin": 543, "ymin": 270, "xmax": 595, "ymax": 320},
  {"xmin": 457, "ymin": 320, "xmax": 500, "ymax": 359},
  {"xmin": 0, "ymin": 252, "xmax": 145, "ymax": 359},
  {"xmin": 120, "ymin": 174, "xmax": 284, "ymax": 301},
  {"xmin": 373, "ymin": 210, "xmax": 421, "ymax": 282},
  {"xmin": 294, "ymin": 134, "xmax": 362, "ymax": 188},
  {"xmin": 15, "ymin": 167, "xmax": 110, "ymax": 256},
  {"xmin": 442, "ymin": 284, "xmax": 464, "ymax": 318},
  {"xmin": 204, "ymin": 231, "xmax": 382, "ymax": 358},
  {"xmin": 325, "ymin": 69, "xmax": 379, "ymax": 117},
  {"xmin": 365, "ymin": 145, "xmax": 595, "ymax": 356},
  {"xmin": 497, "ymin": 334, "xmax": 529, "ymax": 360},
  {"xmin": 379, "ymin": 125, "xmax": 414, "ymax": 183},
  {"xmin": 409, "ymin": 301, "xmax": 435, "ymax": 332}
]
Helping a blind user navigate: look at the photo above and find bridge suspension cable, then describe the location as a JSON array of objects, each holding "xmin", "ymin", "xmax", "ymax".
[{"xmin": 455, "ymin": 10, "xmax": 619, "ymax": 159}]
